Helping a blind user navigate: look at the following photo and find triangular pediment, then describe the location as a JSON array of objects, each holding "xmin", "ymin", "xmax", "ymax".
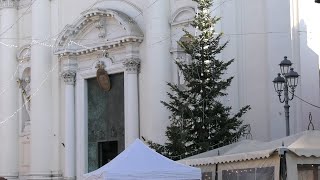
[
  {"xmin": 55, "ymin": 8, "xmax": 143, "ymax": 56},
  {"xmin": 75, "ymin": 15, "xmax": 128, "ymax": 45}
]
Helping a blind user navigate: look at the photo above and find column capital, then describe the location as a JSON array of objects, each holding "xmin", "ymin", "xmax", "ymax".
[
  {"xmin": 123, "ymin": 58, "xmax": 140, "ymax": 74},
  {"xmin": 0, "ymin": 0, "xmax": 18, "ymax": 9},
  {"xmin": 61, "ymin": 70, "xmax": 76, "ymax": 85}
]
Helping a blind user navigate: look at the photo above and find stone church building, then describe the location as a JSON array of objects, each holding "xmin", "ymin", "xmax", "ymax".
[{"xmin": 0, "ymin": 0, "xmax": 319, "ymax": 179}]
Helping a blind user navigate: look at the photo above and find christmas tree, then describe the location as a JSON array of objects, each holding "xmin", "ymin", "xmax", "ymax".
[{"xmin": 148, "ymin": 0, "xmax": 251, "ymax": 160}]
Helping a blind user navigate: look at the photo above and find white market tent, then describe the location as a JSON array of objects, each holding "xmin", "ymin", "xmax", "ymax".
[
  {"xmin": 83, "ymin": 139, "xmax": 201, "ymax": 180},
  {"xmin": 179, "ymin": 130, "xmax": 320, "ymax": 180}
]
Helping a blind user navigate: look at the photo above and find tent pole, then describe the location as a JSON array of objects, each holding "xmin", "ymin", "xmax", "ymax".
[
  {"xmin": 215, "ymin": 164, "xmax": 218, "ymax": 180},
  {"xmin": 279, "ymin": 146, "xmax": 287, "ymax": 180},
  {"xmin": 214, "ymin": 150, "xmax": 220, "ymax": 180}
]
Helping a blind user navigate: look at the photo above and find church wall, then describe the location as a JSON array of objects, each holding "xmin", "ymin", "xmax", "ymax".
[
  {"xmin": 234, "ymin": 0, "xmax": 269, "ymax": 141},
  {"xmin": 213, "ymin": 0, "xmax": 271, "ymax": 141},
  {"xmin": 17, "ymin": 4, "xmax": 31, "ymax": 48},
  {"xmin": 4, "ymin": 0, "xmax": 320, "ymax": 179},
  {"xmin": 265, "ymin": 0, "xmax": 295, "ymax": 140},
  {"xmin": 297, "ymin": 0, "xmax": 320, "ymax": 132},
  {"xmin": 214, "ymin": 0, "xmax": 320, "ymax": 141}
]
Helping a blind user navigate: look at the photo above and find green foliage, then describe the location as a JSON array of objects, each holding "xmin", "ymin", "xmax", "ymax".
[{"xmin": 148, "ymin": 0, "xmax": 251, "ymax": 160}]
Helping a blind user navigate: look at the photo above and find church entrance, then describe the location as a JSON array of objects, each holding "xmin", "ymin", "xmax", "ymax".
[{"xmin": 87, "ymin": 73, "xmax": 125, "ymax": 172}]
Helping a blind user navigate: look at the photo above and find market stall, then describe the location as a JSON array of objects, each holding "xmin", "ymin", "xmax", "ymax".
[
  {"xmin": 84, "ymin": 139, "xmax": 201, "ymax": 180},
  {"xmin": 179, "ymin": 130, "xmax": 320, "ymax": 180}
]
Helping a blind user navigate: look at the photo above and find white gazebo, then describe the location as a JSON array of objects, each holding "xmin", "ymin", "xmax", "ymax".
[
  {"xmin": 83, "ymin": 139, "xmax": 201, "ymax": 180},
  {"xmin": 179, "ymin": 130, "xmax": 320, "ymax": 180}
]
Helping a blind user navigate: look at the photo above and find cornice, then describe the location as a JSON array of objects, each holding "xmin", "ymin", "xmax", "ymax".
[
  {"xmin": 55, "ymin": 36, "xmax": 143, "ymax": 57},
  {"xmin": 54, "ymin": 8, "xmax": 144, "ymax": 56},
  {"xmin": 0, "ymin": 0, "xmax": 18, "ymax": 9},
  {"xmin": 17, "ymin": 0, "xmax": 31, "ymax": 10}
]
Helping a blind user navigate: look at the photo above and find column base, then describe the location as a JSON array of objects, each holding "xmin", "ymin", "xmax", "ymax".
[
  {"xmin": 0, "ymin": 173, "xmax": 19, "ymax": 180},
  {"xmin": 63, "ymin": 177, "xmax": 75, "ymax": 180},
  {"xmin": 27, "ymin": 172, "xmax": 62, "ymax": 180}
]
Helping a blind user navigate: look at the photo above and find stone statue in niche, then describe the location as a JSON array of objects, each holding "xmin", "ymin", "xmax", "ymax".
[
  {"xmin": 176, "ymin": 56, "xmax": 188, "ymax": 90},
  {"xmin": 17, "ymin": 76, "xmax": 31, "ymax": 116},
  {"xmin": 17, "ymin": 74, "xmax": 31, "ymax": 132},
  {"xmin": 95, "ymin": 61, "xmax": 111, "ymax": 92}
]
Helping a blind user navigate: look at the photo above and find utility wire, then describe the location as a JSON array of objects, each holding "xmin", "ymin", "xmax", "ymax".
[
  {"xmin": 0, "ymin": 0, "xmax": 180, "ymax": 126},
  {"xmin": 289, "ymin": 90, "xmax": 320, "ymax": 109},
  {"xmin": 0, "ymin": 0, "xmax": 36, "ymax": 38}
]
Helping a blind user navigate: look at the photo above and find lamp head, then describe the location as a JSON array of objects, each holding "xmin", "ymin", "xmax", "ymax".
[
  {"xmin": 273, "ymin": 73, "xmax": 286, "ymax": 93},
  {"xmin": 285, "ymin": 68, "xmax": 299, "ymax": 89},
  {"xmin": 279, "ymin": 56, "xmax": 292, "ymax": 75}
]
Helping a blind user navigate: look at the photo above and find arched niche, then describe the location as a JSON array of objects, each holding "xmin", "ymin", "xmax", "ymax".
[
  {"xmin": 171, "ymin": 7, "xmax": 195, "ymax": 26},
  {"xmin": 170, "ymin": 7, "xmax": 196, "ymax": 52},
  {"xmin": 19, "ymin": 67, "xmax": 31, "ymax": 133},
  {"xmin": 17, "ymin": 44, "xmax": 31, "ymax": 63},
  {"xmin": 170, "ymin": 6, "xmax": 195, "ymax": 87}
]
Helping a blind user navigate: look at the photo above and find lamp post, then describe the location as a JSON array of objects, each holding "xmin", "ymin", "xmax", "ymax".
[{"xmin": 272, "ymin": 56, "xmax": 300, "ymax": 136}]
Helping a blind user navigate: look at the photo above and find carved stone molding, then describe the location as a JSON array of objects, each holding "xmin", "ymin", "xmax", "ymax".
[
  {"xmin": 17, "ymin": 44, "xmax": 31, "ymax": 62},
  {"xmin": 0, "ymin": 0, "xmax": 18, "ymax": 8},
  {"xmin": 95, "ymin": 60, "xmax": 105, "ymax": 69},
  {"xmin": 54, "ymin": 8, "xmax": 144, "ymax": 56},
  {"xmin": 95, "ymin": 17, "xmax": 106, "ymax": 39},
  {"xmin": 17, "ymin": 0, "xmax": 31, "ymax": 9},
  {"xmin": 61, "ymin": 70, "xmax": 76, "ymax": 85},
  {"xmin": 123, "ymin": 58, "xmax": 140, "ymax": 74}
]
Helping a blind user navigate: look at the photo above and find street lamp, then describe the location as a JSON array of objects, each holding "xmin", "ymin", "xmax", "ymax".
[{"xmin": 272, "ymin": 56, "xmax": 300, "ymax": 136}]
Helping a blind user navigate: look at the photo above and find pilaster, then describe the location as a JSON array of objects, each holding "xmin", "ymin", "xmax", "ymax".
[
  {"xmin": 123, "ymin": 58, "xmax": 140, "ymax": 146},
  {"xmin": 0, "ymin": 2, "xmax": 19, "ymax": 179},
  {"xmin": 61, "ymin": 65, "xmax": 76, "ymax": 180},
  {"xmin": 29, "ymin": 0, "xmax": 56, "ymax": 179},
  {"xmin": 140, "ymin": 0, "xmax": 172, "ymax": 144}
]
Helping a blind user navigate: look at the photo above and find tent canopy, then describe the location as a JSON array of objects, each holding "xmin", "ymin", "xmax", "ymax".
[
  {"xmin": 84, "ymin": 139, "xmax": 201, "ymax": 180},
  {"xmin": 180, "ymin": 130, "xmax": 320, "ymax": 166}
]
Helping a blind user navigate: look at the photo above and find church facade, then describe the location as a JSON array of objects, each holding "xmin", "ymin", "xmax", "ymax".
[{"xmin": 0, "ymin": 0, "xmax": 319, "ymax": 179}]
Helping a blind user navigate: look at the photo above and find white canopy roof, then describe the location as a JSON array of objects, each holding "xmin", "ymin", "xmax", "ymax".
[
  {"xmin": 83, "ymin": 139, "xmax": 201, "ymax": 180},
  {"xmin": 180, "ymin": 130, "xmax": 320, "ymax": 166},
  {"xmin": 288, "ymin": 130, "xmax": 320, "ymax": 157}
]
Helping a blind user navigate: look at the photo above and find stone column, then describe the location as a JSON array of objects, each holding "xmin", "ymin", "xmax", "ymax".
[
  {"xmin": 141, "ymin": 0, "xmax": 172, "ymax": 143},
  {"xmin": 0, "ymin": 0, "xmax": 19, "ymax": 179},
  {"xmin": 123, "ymin": 59, "xmax": 140, "ymax": 146},
  {"xmin": 61, "ymin": 70, "xmax": 76, "ymax": 180},
  {"xmin": 29, "ymin": 0, "xmax": 55, "ymax": 179}
]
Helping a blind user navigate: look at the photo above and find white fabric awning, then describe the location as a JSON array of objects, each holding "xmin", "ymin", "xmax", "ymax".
[
  {"xmin": 84, "ymin": 139, "xmax": 201, "ymax": 180},
  {"xmin": 179, "ymin": 130, "xmax": 320, "ymax": 166},
  {"xmin": 288, "ymin": 130, "xmax": 320, "ymax": 157},
  {"xmin": 180, "ymin": 140, "xmax": 276, "ymax": 166}
]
